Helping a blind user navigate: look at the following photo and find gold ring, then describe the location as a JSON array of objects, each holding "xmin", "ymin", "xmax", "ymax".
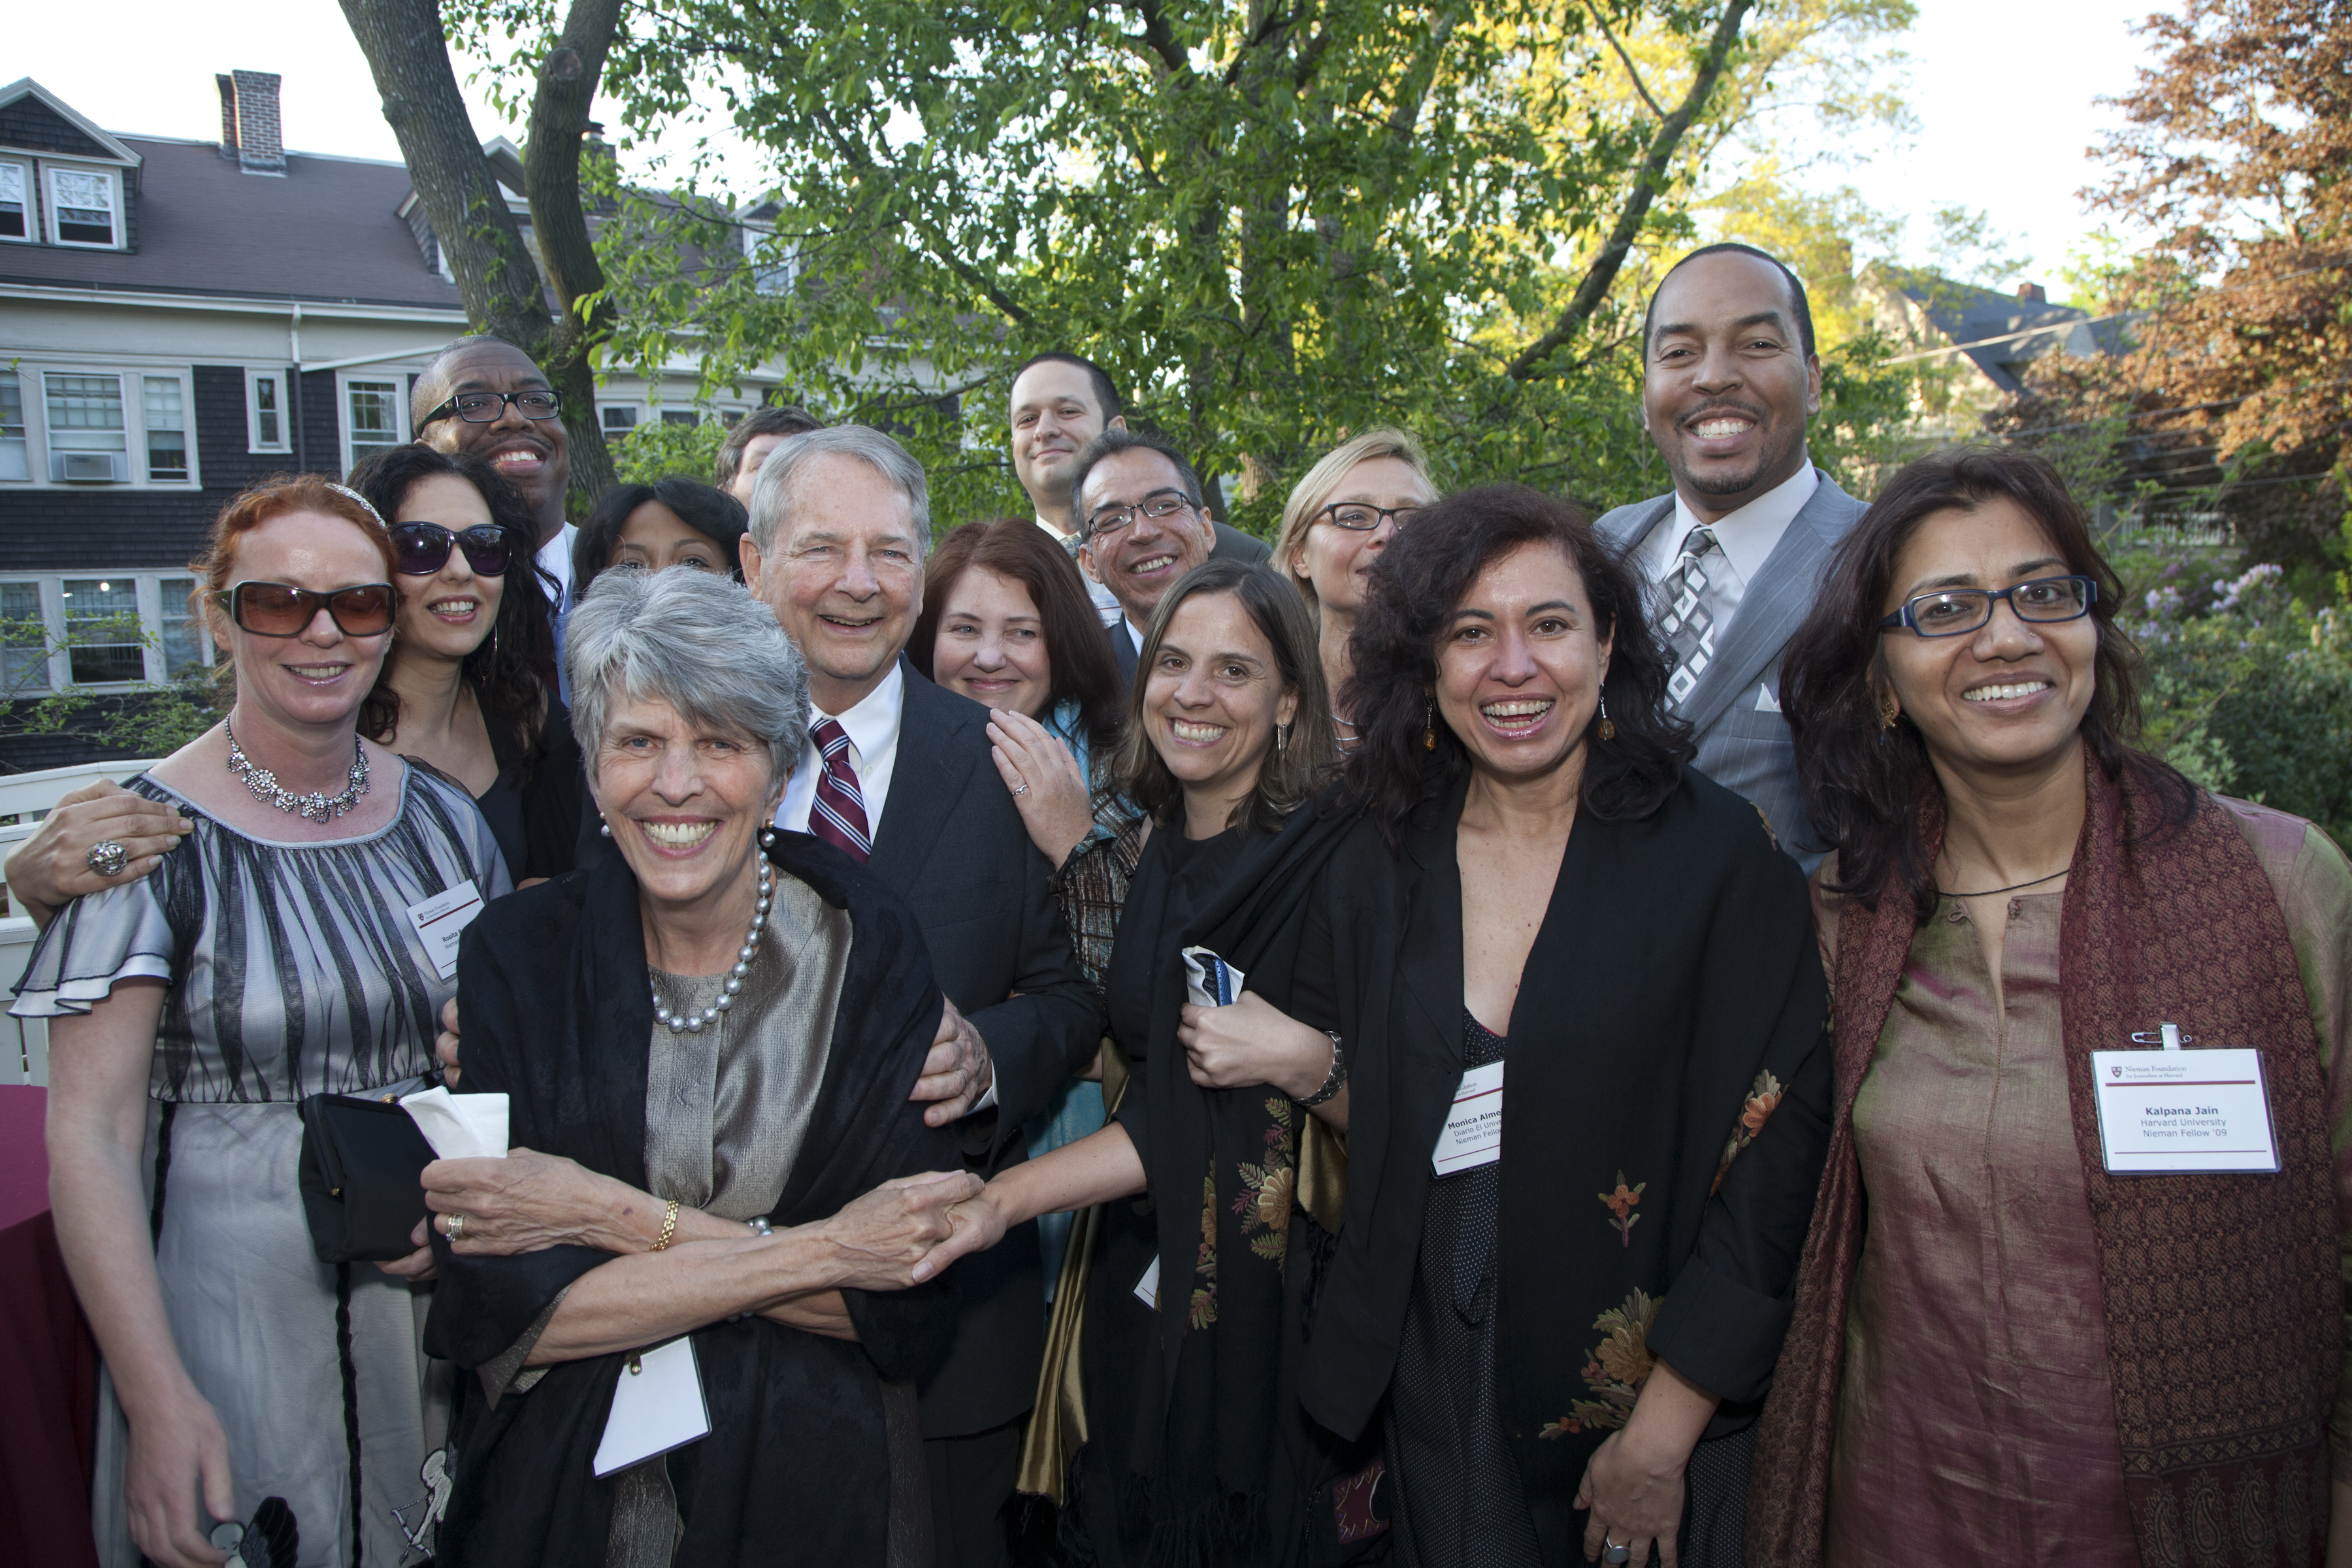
[{"xmin": 446, "ymin": 1213, "xmax": 466, "ymax": 1243}]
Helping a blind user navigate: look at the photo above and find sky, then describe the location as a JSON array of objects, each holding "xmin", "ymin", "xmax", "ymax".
[{"xmin": 10, "ymin": 0, "xmax": 2167, "ymax": 296}]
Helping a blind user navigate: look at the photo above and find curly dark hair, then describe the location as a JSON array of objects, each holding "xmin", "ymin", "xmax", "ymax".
[
  {"xmin": 1113, "ymin": 559, "xmax": 1337, "ymax": 834},
  {"xmin": 572, "ymin": 477, "xmax": 749, "ymax": 598},
  {"xmin": 1340, "ymin": 483, "xmax": 1691, "ymax": 849},
  {"xmin": 910, "ymin": 517, "xmax": 1123, "ymax": 755},
  {"xmin": 343, "ymin": 443, "xmax": 558, "ymax": 766},
  {"xmin": 1780, "ymin": 445, "xmax": 2197, "ymax": 919}
]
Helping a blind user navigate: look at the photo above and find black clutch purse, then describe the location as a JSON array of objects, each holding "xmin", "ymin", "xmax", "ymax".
[{"xmin": 296, "ymin": 1093, "xmax": 437, "ymax": 1264}]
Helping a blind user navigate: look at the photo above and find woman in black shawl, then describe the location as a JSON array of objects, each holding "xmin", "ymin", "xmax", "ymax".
[
  {"xmin": 918, "ymin": 559, "xmax": 1359, "ymax": 1564},
  {"xmin": 1288, "ymin": 486, "xmax": 1835, "ymax": 1567},
  {"xmin": 416, "ymin": 568, "xmax": 978, "ymax": 1567}
]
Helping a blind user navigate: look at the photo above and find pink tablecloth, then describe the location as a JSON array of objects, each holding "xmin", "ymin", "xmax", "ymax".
[{"xmin": 0, "ymin": 1084, "xmax": 101, "ymax": 1567}]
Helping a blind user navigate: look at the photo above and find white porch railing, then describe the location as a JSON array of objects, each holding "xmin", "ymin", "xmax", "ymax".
[{"xmin": 0, "ymin": 760, "xmax": 161, "ymax": 1086}]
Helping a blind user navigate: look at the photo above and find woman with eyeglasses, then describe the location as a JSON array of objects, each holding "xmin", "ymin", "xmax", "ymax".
[
  {"xmin": 1269, "ymin": 428, "xmax": 1438, "ymax": 749},
  {"xmin": 346, "ymin": 444, "xmax": 585, "ymax": 885},
  {"xmin": 16, "ymin": 476, "xmax": 510, "ymax": 1568},
  {"xmin": 1750, "ymin": 448, "xmax": 2352, "ymax": 1565}
]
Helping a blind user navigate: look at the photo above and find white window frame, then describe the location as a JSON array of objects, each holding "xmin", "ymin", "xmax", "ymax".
[
  {"xmin": 42, "ymin": 163, "xmax": 123, "ymax": 250},
  {"xmin": 0, "ymin": 361, "xmax": 201, "ymax": 489},
  {"xmin": 0, "ymin": 574, "xmax": 218, "ymax": 693},
  {"xmin": 337, "ymin": 370, "xmax": 410, "ymax": 475},
  {"xmin": 600, "ymin": 403, "xmax": 640, "ymax": 434},
  {"xmin": 246, "ymin": 368, "xmax": 292, "ymax": 454},
  {"xmin": 0, "ymin": 157, "xmax": 32, "ymax": 245}
]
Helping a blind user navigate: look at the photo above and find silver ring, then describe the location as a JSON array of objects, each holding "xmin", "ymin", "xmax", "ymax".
[
  {"xmin": 86, "ymin": 840, "xmax": 130, "ymax": 877},
  {"xmin": 446, "ymin": 1213, "xmax": 466, "ymax": 1243},
  {"xmin": 1011, "ymin": 784, "xmax": 1030, "ymax": 796},
  {"xmin": 1603, "ymin": 1541, "xmax": 1632, "ymax": 1565}
]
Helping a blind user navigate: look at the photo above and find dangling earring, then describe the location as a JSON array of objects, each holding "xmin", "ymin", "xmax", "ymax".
[
  {"xmin": 1275, "ymin": 723, "xmax": 1289, "ymax": 756},
  {"xmin": 760, "ymin": 827, "xmax": 776, "ymax": 847},
  {"xmin": 1422, "ymin": 696, "xmax": 1437, "ymax": 752},
  {"xmin": 1597, "ymin": 696, "xmax": 1615, "ymax": 742},
  {"xmin": 1878, "ymin": 688, "xmax": 1901, "ymax": 735},
  {"xmin": 598, "ymin": 818, "xmax": 612, "ymax": 838}
]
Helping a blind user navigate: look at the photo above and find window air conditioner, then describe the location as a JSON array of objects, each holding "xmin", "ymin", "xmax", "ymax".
[{"xmin": 51, "ymin": 452, "xmax": 127, "ymax": 482}]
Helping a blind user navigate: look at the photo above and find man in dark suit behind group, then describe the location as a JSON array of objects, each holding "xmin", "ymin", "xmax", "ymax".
[
  {"xmin": 1592, "ymin": 242, "xmax": 1870, "ymax": 870},
  {"xmin": 738, "ymin": 423, "xmax": 1104, "ymax": 1564}
]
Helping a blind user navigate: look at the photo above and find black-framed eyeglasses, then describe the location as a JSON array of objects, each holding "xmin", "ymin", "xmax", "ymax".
[
  {"xmin": 415, "ymin": 389, "xmax": 562, "ymax": 429},
  {"xmin": 391, "ymin": 522, "xmax": 513, "ymax": 578},
  {"xmin": 1085, "ymin": 491, "xmax": 1196, "ymax": 542},
  {"xmin": 1878, "ymin": 575, "xmax": 2098, "ymax": 638},
  {"xmin": 1314, "ymin": 501, "xmax": 1424, "ymax": 532},
  {"xmin": 211, "ymin": 581, "xmax": 397, "ymax": 638}
]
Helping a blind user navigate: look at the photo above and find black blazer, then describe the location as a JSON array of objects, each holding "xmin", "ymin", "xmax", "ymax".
[
  {"xmin": 851, "ymin": 657, "xmax": 1106, "ymax": 1437},
  {"xmin": 1106, "ymin": 521, "xmax": 1273, "ymax": 694}
]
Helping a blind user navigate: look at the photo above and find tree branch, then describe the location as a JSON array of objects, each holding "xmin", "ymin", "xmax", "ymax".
[
  {"xmin": 1586, "ymin": 2, "xmax": 1667, "ymax": 121},
  {"xmin": 1505, "ymin": 0, "xmax": 1753, "ymax": 381}
]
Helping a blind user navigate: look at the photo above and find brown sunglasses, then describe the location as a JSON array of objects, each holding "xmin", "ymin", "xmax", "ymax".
[{"xmin": 210, "ymin": 581, "xmax": 397, "ymax": 638}]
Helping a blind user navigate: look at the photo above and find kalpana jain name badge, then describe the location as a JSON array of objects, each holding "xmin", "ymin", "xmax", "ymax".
[{"xmin": 2091, "ymin": 1021, "xmax": 2281, "ymax": 1175}]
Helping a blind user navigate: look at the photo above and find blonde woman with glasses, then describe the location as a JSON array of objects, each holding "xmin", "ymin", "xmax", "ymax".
[{"xmin": 1270, "ymin": 428, "xmax": 1439, "ymax": 749}]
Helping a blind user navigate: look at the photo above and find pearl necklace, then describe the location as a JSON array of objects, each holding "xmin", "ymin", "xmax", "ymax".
[
  {"xmin": 224, "ymin": 719, "xmax": 370, "ymax": 823},
  {"xmin": 651, "ymin": 859, "xmax": 774, "ymax": 1034}
]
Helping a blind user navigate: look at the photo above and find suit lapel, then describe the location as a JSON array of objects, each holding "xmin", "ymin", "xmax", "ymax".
[
  {"xmin": 1111, "ymin": 619, "xmax": 1137, "ymax": 697},
  {"xmin": 1394, "ymin": 794, "xmax": 1464, "ymax": 1065},
  {"xmin": 1680, "ymin": 471, "xmax": 1854, "ymax": 736},
  {"xmin": 865, "ymin": 657, "xmax": 980, "ymax": 890},
  {"xmin": 1599, "ymin": 493, "xmax": 1675, "ymax": 554}
]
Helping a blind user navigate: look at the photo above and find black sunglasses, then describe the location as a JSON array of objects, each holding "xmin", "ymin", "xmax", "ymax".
[
  {"xmin": 391, "ymin": 522, "xmax": 512, "ymax": 578},
  {"xmin": 415, "ymin": 389, "xmax": 563, "ymax": 431},
  {"xmin": 211, "ymin": 581, "xmax": 397, "ymax": 638}
]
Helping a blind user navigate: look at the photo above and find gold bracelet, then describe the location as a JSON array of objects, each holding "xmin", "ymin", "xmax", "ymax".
[{"xmin": 651, "ymin": 1200, "xmax": 681, "ymax": 1252}]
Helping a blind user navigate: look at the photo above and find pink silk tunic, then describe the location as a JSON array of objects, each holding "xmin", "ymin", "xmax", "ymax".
[{"xmin": 1816, "ymin": 801, "xmax": 2352, "ymax": 1567}]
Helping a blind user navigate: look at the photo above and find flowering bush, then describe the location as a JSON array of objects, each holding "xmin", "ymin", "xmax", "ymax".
[{"xmin": 2125, "ymin": 557, "xmax": 2352, "ymax": 845}]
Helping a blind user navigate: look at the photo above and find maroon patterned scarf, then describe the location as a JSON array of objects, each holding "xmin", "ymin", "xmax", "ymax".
[{"xmin": 1747, "ymin": 753, "xmax": 2337, "ymax": 1567}]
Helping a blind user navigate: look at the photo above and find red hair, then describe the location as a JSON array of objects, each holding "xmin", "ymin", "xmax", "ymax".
[{"xmin": 188, "ymin": 474, "xmax": 398, "ymax": 623}]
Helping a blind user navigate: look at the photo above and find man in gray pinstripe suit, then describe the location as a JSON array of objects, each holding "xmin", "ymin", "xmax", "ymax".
[{"xmin": 1593, "ymin": 242, "xmax": 1869, "ymax": 871}]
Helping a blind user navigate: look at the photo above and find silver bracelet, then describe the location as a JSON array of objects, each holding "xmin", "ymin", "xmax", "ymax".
[
  {"xmin": 1298, "ymin": 1031, "xmax": 1348, "ymax": 1107},
  {"xmin": 745, "ymin": 1216, "xmax": 773, "ymax": 1237}
]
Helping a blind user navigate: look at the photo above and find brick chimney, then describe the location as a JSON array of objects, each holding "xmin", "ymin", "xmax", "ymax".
[
  {"xmin": 2017, "ymin": 282, "xmax": 2048, "ymax": 304},
  {"xmin": 215, "ymin": 71, "xmax": 286, "ymax": 175}
]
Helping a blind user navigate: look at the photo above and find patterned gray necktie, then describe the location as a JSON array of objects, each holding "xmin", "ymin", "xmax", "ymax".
[{"xmin": 1661, "ymin": 525, "xmax": 1721, "ymax": 709}]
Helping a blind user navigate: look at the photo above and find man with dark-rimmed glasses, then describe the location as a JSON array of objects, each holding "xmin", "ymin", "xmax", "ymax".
[{"xmin": 1065, "ymin": 429, "xmax": 1228, "ymax": 693}]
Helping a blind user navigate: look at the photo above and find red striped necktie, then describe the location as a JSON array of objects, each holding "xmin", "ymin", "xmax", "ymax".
[{"xmin": 808, "ymin": 717, "xmax": 872, "ymax": 862}]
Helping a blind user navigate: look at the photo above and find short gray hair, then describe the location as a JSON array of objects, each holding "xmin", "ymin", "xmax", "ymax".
[
  {"xmin": 746, "ymin": 423, "xmax": 931, "ymax": 559},
  {"xmin": 565, "ymin": 568, "xmax": 811, "ymax": 796}
]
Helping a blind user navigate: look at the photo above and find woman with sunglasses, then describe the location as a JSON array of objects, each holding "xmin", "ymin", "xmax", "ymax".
[
  {"xmin": 1268, "ymin": 427, "xmax": 1437, "ymax": 749},
  {"xmin": 16, "ymin": 476, "xmax": 511, "ymax": 1568},
  {"xmin": 347, "ymin": 444, "xmax": 585, "ymax": 884},
  {"xmin": 1750, "ymin": 448, "xmax": 2352, "ymax": 1565}
]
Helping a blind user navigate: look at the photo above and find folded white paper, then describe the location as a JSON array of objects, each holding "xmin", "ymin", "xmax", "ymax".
[
  {"xmin": 593, "ymin": 1336, "xmax": 711, "ymax": 1477},
  {"xmin": 399, "ymin": 1086, "xmax": 510, "ymax": 1160},
  {"xmin": 1182, "ymin": 947, "xmax": 1245, "ymax": 1008}
]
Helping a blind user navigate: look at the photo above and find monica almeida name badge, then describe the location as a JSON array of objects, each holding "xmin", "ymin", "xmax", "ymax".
[{"xmin": 2091, "ymin": 1021, "xmax": 2281, "ymax": 1175}]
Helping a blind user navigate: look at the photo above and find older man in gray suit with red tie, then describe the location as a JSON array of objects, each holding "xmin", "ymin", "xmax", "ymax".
[{"xmin": 1594, "ymin": 242, "xmax": 1869, "ymax": 869}]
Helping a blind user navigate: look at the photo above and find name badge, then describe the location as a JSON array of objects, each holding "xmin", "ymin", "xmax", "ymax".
[
  {"xmin": 2091, "ymin": 1036, "xmax": 2281, "ymax": 1175},
  {"xmin": 593, "ymin": 1336, "xmax": 711, "ymax": 1478},
  {"xmin": 1431, "ymin": 1061, "xmax": 1504, "ymax": 1177},
  {"xmin": 405, "ymin": 881, "xmax": 484, "ymax": 982}
]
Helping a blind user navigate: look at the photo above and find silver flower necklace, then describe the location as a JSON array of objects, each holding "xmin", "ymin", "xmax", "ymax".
[
  {"xmin": 224, "ymin": 719, "xmax": 370, "ymax": 823},
  {"xmin": 651, "ymin": 857, "xmax": 775, "ymax": 1034}
]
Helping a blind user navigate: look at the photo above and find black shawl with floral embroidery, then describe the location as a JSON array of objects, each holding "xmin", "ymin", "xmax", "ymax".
[{"xmin": 1288, "ymin": 768, "xmax": 1832, "ymax": 1561}]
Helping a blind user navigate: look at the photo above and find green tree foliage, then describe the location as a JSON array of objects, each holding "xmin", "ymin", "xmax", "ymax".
[{"xmin": 561, "ymin": 0, "xmax": 1921, "ymax": 531}]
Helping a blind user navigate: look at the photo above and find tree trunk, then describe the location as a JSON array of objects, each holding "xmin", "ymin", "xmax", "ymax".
[
  {"xmin": 339, "ymin": 0, "xmax": 549, "ymax": 355},
  {"xmin": 525, "ymin": 0, "xmax": 625, "ymax": 512}
]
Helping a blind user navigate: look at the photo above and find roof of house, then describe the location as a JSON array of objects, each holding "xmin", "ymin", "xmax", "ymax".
[
  {"xmin": 1874, "ymin": 269, "xmax": 2130, "ymax": 393},
  {"xmin": 0, "ymin": 133, "xmax": 463, "ymax": 312}
]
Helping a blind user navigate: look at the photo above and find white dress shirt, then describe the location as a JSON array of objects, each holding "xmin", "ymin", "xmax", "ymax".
[
  {"xmin": 1633, "ymin": 465, "xmax": 1819, "ymax": 629},
  {"xmin": 777, "ymin": 659, "xmax": 904, "ymax": 843},
  {"xmin": 1120, "ymin": 616, "xmax": 1146, "ymax": 660}
]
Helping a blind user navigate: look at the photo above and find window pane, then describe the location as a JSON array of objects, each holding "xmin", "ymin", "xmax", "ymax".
[
  {"xmin": 0, "ymin": 376, "xmax": 25, "ymax": 482},
  {"xmin": 158, "ymin": 577, "xmax": 208, "ymax": 679},
  {"xmin": 661, "ymin": 409, "xmax": 698, "ymax": 427},
  {"xmin": 254, "ymin": 374, "xmax": 282, "ymax": 448},
  {"xmin": 0, "ymin": 583, "xmax": 47, "ymax": 694},
  {"xmin": 62, "ymin": 578, "xmax": 145, "ymax": 685},
  {"xmin": 50, "ymin": 169, "xmax": 115, "ymax": 245},
  {"xmin": 601, "ymin": 404, "xmax": 638, "ymax": 432},
  {"xmin": 0, "ymin": 163, "xmax": 24, "ymax": 240},
  {"xmin": 144, "ymin": 376, "xmax": 188, "ymax": 482},
  {"xmin": 346, "ymin": 380, "xmax": 402, "ymax": 463},
  {"xmin": 44, "ymin": 374, "xmax": 126, "ymax": 453}
]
